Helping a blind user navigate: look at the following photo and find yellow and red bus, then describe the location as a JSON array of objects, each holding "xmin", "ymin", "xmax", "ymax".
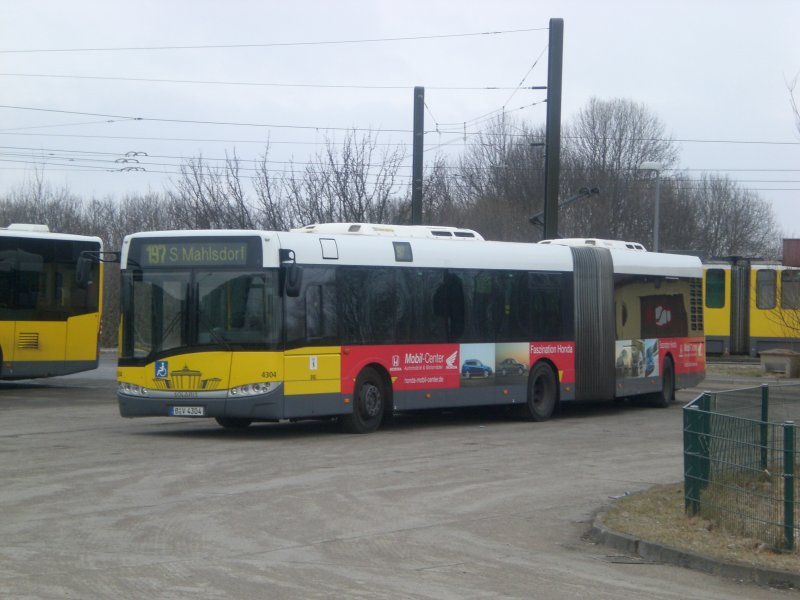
[
  {"xmin": 116, "ymin": 224, "xmax": 705, "ymax": 433},
  {"xmin": 0, "ymin": 224, "xmax": 103, "ymax": 379}
]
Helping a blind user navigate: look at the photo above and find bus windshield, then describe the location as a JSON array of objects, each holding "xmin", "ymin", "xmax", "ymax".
[
  {"xmin": 121, "ymin": 269, "xmax": 281, "ymax": 360},
  {"xmin": 0, "ymin": 241, "xmax": 100, "ymax": 320}
]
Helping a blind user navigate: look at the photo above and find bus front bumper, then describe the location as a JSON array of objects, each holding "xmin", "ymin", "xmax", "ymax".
[{"xmin": 117, "ymin": 383, "xmax": 348, "ymax": 421}]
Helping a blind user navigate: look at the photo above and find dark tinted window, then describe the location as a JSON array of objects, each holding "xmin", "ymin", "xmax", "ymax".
[
  {"xmin": 781, "ymin": 270, "xmax": 800, "ymax": 310},
  {"xmin": 0, "ymin": 237, "xmax": 100, "ymax": 320},
  {"xmin": 338, "ymin": 267, "xmax": 396, "ymax": 344},
  {"xmin": 526, "ymin": 272, "xmax": 571, "ymax": 341},
  {"xmin": 705, "ymin": 269, "xmax": 726, "ymax": 309},
  {"xmin": 286, "ymin": 265, "xmax": 573, "ymax": 347},
  {"xmin": 395, "ymin": 269, "xmax": 448, "ymax": 343},
  {"xmin": 756, "ymin": 269, "xmax": 776, "ymax": 310},
  {"xmin": 285, "ymin": 267, "xmax": 337, "ymax": 348},
  {"xmin": 197, "ymin": 272, "xmax": 280, "ymax": 346}
]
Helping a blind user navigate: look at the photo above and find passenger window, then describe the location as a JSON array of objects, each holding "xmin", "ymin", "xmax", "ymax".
[
  {"xmin": 705, "ymin": 269, "xmax": 725, "ymax": 309},
  {"xmin": 306, "ymin": 285, "xmax": 322, "ymax": 339},
  {"xmin": 755, "ymin": 269, "xmax": 776, "ymax": 310},
  {"xmin": 781, "ymin": 270, "xmax": 800, "ymax": 310}
]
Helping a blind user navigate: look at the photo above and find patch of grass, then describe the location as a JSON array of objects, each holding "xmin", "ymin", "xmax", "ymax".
[{"xmin": 603, "ymin": 483, "xmax": 800, "ymax": 573}]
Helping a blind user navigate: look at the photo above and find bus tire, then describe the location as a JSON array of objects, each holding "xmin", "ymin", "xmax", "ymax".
[
  {"xmin": 215, "ymin": 417, "xmax": 253, "ymax": 429},
  {"xmin": 654, "ymin": 357, "xmax": 675, "ymax": 408},
  {"xmin": 520, "ymin": 362, "xmax": 558, "ymax": 422},
  {"xmin": 341, "ymin": 367, "xmax": 385, "ymax": 434}
]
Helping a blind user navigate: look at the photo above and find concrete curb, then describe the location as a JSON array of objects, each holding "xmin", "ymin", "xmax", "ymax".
[{"xmin": 589, "ymin": 509, "xmax": 800, "ymax": 590}]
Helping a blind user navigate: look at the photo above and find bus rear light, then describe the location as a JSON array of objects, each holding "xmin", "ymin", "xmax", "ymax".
[{"xmin": 344, "ymin": 397, "xmax": 351, "ymax": 404}]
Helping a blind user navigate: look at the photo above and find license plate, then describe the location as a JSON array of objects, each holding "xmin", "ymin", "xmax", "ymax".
[{"xmin": 170, "ymin": 406, "xmax": 205, "ymax": 417}]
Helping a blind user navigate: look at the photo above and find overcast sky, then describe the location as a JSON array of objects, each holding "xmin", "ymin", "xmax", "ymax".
[{"xmin": 1, "ymin": 0, "xmax": 798, "ymax": 238}]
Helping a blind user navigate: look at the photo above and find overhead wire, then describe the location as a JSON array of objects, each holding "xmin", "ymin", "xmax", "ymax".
[
  {"xmin": 500, "ymin": 43, "xmax": 549, "ymax": 111},
  {"xmin": 3, "ymin": 25, "xmax": 795, "ymax": 207},
  {"xmin": 5, "ymin": 106, "xmax": 798, "ymax": 147},
  {"xmin": 3, "ymin": 147, "xmax": 799, "ymax": 188},
  {"xmin": 0, "ymin": 73, "xmax": 534, "ymax": 91},
  {"xmin": 0, "ymin": 27, "xmax": 548, "ymax": 54}
]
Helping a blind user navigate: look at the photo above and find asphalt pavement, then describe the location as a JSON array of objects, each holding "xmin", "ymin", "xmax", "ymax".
[{"xmin": 0, "ymin": 356, "xmax": 794, "ymax": 599}]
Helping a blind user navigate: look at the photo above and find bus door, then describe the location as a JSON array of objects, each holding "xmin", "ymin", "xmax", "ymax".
[{"xmin": 729, "ymin": 259, "xmax": 751, "ymax": 355}]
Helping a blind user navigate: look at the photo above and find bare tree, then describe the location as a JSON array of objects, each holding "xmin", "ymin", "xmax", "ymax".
[
  {"xmin": 271, "ymin": 130, "xmax": 406, "ymax": 226},
  {"xmin": 686, "ymin": 174, "xmax": 780, "ymax": 259},
  {"xmin": 0, "ymin": 172, "xmax": 87, "ymax": 233},
  {"xmin": 252, "ymin": 145, "xmax": 293, "ymax": 231},
  {"xmin": 168, "ymin": 151, "xmax": 256, "ymax": 229},
  {"xmin": 560, "ymin": 97, "xmax": 679, "ymax": 243},
  {"xmin": 406, "ymin": 155, "xmax": 470, "ymax": 227},
  {"xmin": 426, "ymin": 116, "xmax": 546, "ymax": 241}
]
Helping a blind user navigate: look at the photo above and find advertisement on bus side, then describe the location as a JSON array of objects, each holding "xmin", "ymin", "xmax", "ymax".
[
  {"xmin": 341, "ymin": 341, "xmax": 577, "ymax": 393},
  {"xmin": 660, "ymin": 337, "xmax": 706, "ymax": 374}
]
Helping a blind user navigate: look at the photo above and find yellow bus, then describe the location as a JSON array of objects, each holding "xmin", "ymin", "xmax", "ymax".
[
  {"xmin": 0, "ymin": 224, "xmax": 103, "ymax": 379},
  {"xmin": 704, "ymin": 259, "xmax": 800, "ymax": 356},
  {"xmin": 116, "ymin": 225, "xmax": 704, "ymax": 433}
]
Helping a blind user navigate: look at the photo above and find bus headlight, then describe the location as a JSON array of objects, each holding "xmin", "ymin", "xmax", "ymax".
[
  {"xmin": 119, "ymin": 382, "xmax": 147, "ymax": 396},
  {"xmin": 228, "ymin": 382, "xmax": 274, "ymax": 397}
]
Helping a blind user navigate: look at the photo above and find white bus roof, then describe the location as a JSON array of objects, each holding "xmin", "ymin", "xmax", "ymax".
[
  {"xmin": 122, "ymin": 225, "xmax": 701, "ymax": 278},
  {"xmin": 4, "ymin": 223, "xmax": 50, "ymax": 233},
  {"xmin": 0, "ymin": 224, "xmax": 102, "ymax": 244},
  {"xmin": 282, "ymin": 230, "xmax": 573, "ymax": 271},
  {"xmin": 539, "ymin": 238, "xmax": 647, "ymax": 251},
  {"xmin": 291, "ymin": 222, "xmax": 484, "ymax": 241}
]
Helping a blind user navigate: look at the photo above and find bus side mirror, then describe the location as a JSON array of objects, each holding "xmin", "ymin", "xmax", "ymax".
[
  {"xmin": 76, "ymin": 255, "xmax": 94, "ymax": 289},
  {"xmin": 285, "ymin": 263, "xmax": 303, "ymax": 297},
  {"xmin": 280, "ymin": 248, "xmax": 303, "ymax": 297},
  {"xmin": 76, "ymin": 250, "xmax": 120, "ymax": 288}
]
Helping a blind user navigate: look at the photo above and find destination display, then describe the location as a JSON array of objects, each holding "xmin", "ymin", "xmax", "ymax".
[{"xmin": 132, "ymin": 238, "xmax": 261, "ymax": 268}]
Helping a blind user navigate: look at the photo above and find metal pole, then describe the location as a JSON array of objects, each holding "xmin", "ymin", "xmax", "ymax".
[
  {"xmin": 761, "ymin": 384, "xmax": 769, "ymax": 470},
  {"xmin": 411, "ymin": 86, "xmax": 424, "ymax": 225},
  {"xmin": 684, "ymin": 404, "xmax": 702, "ymax": 515},
  {"xmin": 784, "ymin": 421, "xmax": 795, "ymax": 551},
  {"xmin": 542, "ymin": 18, "xmax": 563, "ymax": 240},
  {"xmin": 684, "ymin": 393, "xmax": 712, "ymax": 516},
  {"xmin": 653, "ymin": 172, "xmax": 661, "ymax": 252}
]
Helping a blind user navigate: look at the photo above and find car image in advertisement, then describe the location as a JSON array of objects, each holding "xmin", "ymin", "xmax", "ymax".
[
  {"xmin": 459, "ymin": 343, "xmax": 495, "ymax": 386},
  {"xmin": 461, "ymin": 359, "xmax": 493, "ymax": 378},
  {"xmin": 495, "ymin": 342, "xmax": 530, "ymax": 383}
]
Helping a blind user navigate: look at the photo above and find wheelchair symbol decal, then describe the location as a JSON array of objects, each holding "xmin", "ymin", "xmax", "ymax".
[{"xmin": 155, "ymin": 361, "xmax": 168, "ymax": 379}]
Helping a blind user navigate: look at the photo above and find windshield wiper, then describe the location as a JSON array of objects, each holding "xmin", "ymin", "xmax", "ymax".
[
  {"xmin": 197, "ymin": 311, "xmax": 232, "ymax": 351},
  {"xmin": 154, "ymin": 310, "xmax": 185, "ymax": 353}
]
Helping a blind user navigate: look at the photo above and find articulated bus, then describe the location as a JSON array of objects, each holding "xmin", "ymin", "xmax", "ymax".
[
  {"xmin": 704, "ymin": 258, "xmax": 800, "ymax": 356},
  {"xmin": 116, "ymin": 224, "xmax": 705, "ymax": 433},
  {"xmin": 0, "ymin": 224, "xmax": 103, "ymax": 379}
]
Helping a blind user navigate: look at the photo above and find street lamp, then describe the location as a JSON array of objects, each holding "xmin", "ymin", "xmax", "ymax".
[
  {"xmin": 639, "ymin": 161, "xmax": 662, "ymax": 252},
  {"xmin": 528, "ymin": 187, "xmax": 600, "ymax": 238}
]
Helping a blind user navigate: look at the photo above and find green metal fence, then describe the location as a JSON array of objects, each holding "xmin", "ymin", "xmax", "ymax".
[{"xmin": 684, "ymin": 383, "xmax": 800, "ymax": 551}]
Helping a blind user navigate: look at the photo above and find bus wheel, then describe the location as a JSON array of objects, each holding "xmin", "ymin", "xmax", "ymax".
[
  {"xmin": 341, "ymin": 367, "xmax": 385, "ymax": 434},
  {"xmin": 520, "ymin": 363, "xmax": 558, "ymax": 422},
  {"xmin": 215, "ymin": 417, "xmax": 253, "ymax": 429},
  {"xmin": 653, "ymin": 357, "xmax": 675, "ymax": 408}
]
